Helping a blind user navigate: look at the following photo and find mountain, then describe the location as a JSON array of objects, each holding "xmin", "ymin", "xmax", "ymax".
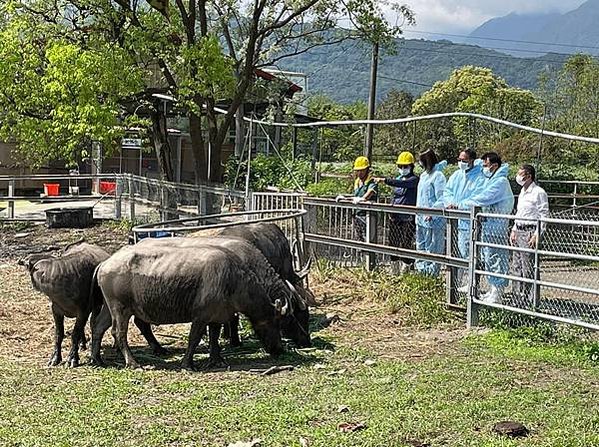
[
  {"xmin": 468, "ymin": 0, "xmax": 599, "ymax": 56},
  {"xmin": 524, "ymin": 0, "xmax": 599, "ymax": 54},
  {"xmin": 469, "ymin": 12, "xmax": 561, "ymax": 56},
  {"xmin": 279, "ymin": 38, "xmax": 567, "ymax": 104}
]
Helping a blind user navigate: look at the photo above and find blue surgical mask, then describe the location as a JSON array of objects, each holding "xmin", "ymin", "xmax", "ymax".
[
  {"xmin": 399, "ymin": 167, "xmax": 410, "ymax": 177},
  {"xmin": 483, "ymin": 167, "xmax": 492, "ymax": 177},
  {"xmin": 458, "ymin": 161, "xmax": 469, "ymax": 171}
]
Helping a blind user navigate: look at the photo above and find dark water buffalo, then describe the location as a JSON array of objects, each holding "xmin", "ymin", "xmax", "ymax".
[
  {"xmin": 190, "ymin": 222, "xmax": 314, "ymax": 302},
  {"xmin": 20, "ymin": 243, "xmax": 109, "ymax": 367},
  {"xmin": 137, "ymin": 235, "xmax": 312, "ymax": 348},
  {"xmin": 189, "ymin": 222, "xmax": 315, "ymax": 343},
  {"xmin": 92, "ymin": 242, "xmax": 299, "ymax": 369},
  {"xmin": 21, "ymin": 242, "xmax": 165, "ymax": 367}
]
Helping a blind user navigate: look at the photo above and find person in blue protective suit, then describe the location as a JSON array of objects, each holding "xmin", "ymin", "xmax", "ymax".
[
  {"xmin": 443, "ymin": 148, "xmax": 486, "ymax": 292},
  {"xmin": 374, "ymin": 151, "xmax": 419, "ymax": 274},
  {"xmin": 457, "ymin": 152, "xmax": 515, "ymax": 304},
  {"xmin": 415, "ymin": 149, "xmax": 447, "ymax": 276}
]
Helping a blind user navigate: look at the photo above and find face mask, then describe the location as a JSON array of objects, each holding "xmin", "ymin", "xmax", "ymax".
[
  {"xmin": 483, "ymin": 167, "xmax": 493, "ymax": 177},
  {"xmin": 457, "ymin": 161, "xmax": 469, "ymax": 171},
  {"xmin": 516, "ymin": 174, "xmax": 526, "ymax": 186},
  {"xmin": 399, "ymin": 167, "xmax": 410, "ymax": 176}
]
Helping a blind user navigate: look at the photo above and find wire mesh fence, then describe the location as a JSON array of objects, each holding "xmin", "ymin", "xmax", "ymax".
[{"xmin": 471, "ymin": 213, "xmax": 599, "ymax": 330}]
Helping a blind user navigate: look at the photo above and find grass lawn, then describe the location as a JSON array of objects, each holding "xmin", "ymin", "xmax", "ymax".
[{"xmin": 1, "ymin": 223, "xmax": 598, "ymax": 446}]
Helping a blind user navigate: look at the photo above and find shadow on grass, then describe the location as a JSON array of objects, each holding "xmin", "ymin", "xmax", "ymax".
[{"xmin": 93, "ymin": 333, "xmax": 334, "ymax": 373}]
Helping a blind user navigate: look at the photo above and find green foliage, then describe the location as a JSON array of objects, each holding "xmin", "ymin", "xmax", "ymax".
[
  {"xmin": 0, "ymin": 16, "xmax": 144, "ymax": 166},
  {"xmin": 308, "ymin": 95, "xmax": 367, "ymax": 162},
  {"xmin": 305, "ymin": 178, "xmax": 351, "ymax": 196},
  {"xmin": 280, "ymin": 38, "xmax": 567, "ymax": 104},
  {"xmin": 173, "ymin": 35, "xmax": 236, "ymax": 115},
  {"xmin": 411, "ymin": 66, "xmax": 542, "ymax": 161},
  {"xmin": 373, "ymin": 89, "xmax": 414, "ymax": 158},
  {"xmin": 224, "ymin": 154, "xmax": 313, "ymax": 191},
  {"xmin": 537, "ymin": 54, "xmax": 599, "ymax": 168}
]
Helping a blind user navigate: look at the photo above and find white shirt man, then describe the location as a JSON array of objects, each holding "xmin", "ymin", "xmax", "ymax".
[{"xmin": 510, "ymin": 165, "xmax": 549, "ymax": 302}]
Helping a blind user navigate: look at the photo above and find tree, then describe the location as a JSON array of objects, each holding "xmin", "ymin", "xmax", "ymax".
[
  {"xmin": 411, "ymin": 66, "xmax": 541, "ymax": 161},
  {"xmin": 0, "ymin": 14, "xmax": 143, "ymax": 168},
  {"xmin": 538, "ymin": 54, "xmax": 599, "ymax": 165},
  {"xmin": 373, "ymin": 89, "xmax": 413, "ymax": 158},
  {"xmin": 308, "ymin": 94, "xmax": 367, "ymax": 162},
  {"xmin": 13, "ymin": 0, "xmax": 413, "ymax": 183}
]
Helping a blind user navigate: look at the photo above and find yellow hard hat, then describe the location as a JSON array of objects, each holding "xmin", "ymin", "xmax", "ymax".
[
  {"xmin": 396, "ymin": 151, "xmax": 415, "ymax": 165},
  {"xmin": 353, "ymin": 156, "xmax": 370, "ymax": 170}
]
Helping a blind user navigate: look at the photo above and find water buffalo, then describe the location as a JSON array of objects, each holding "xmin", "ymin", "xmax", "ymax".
[
  {"xmin": 21, "ymin": 242, "xmax": 166, "ymax": 367},
  {"xmin": 136, "ymin": 235, "xmax": 312, "ymax": 348},
  {"xmin": 20, "ymin": 242, "xmax": 109, "ymax": 367},
  {"xmin": 189, "ymin": 222, "xmax": 314, "ymax": 302},
  {"xmin": 92, "ymin": 242, "xmax": 298, "ymax": 370}
]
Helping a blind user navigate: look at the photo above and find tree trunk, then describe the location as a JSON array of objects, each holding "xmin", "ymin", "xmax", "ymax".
[
  {"xmin": 150, "ymin": 103, "xmax": 174, "ymax": 181},
  {"xmin": 189, "ymin": 111, "xmax": 207, "ymax": 183}
]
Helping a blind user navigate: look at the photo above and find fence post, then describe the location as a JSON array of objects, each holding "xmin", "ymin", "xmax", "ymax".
[
  {"xmin": 365, "ymin": 209, "xmax": 377, "ymax": 271},
  {"xmin": 114, "ymin": 177, "xmax": 123, "ymax": 219},
  {"xmin": 572, "ymin": 183, "xmax": 578, "ymax": 217},
  {"xmin": 303, "ymin": 202, "xmax": 317, "ymax": 260},
  {"xmin": 446, "ymin": 216, "xmax": 458, "ymax": 306},
  {"xmin": 532, "ymin": 219, "xmax": 542, "ymax": 311},
  {"xmin": 467, "ymin": 207, "xmax": 481, "ymax": 328},
  {"xmin": 196, "ymin": 185, "xmax": 207, "ymax": 216},
  {"xmin": 128, "ymin": 176, "xmax": 136, "ymax": 221},
  {"xmin": 8, "ymin": 179, "xmax": 15, "ymax": 219},
  {"xmin": 160, "ymin": 182, "xmax": 168, "ymax": 221}
]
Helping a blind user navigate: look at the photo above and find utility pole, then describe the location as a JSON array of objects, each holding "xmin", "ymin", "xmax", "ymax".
[{"xmin": 365, "ymin": 40, "xmax": 379, "ymax": 160}]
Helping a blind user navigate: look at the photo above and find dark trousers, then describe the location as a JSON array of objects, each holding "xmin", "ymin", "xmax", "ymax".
[
  {"xmin": 389, "ymin": 218, "xmax": 416, "ymax": 265},
  {"xmin": 354, "ymin": 215, "xmax": 367, "ymax": 242}
]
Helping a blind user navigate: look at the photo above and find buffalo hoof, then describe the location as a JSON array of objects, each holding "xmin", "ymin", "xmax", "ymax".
[
  {"xmin": 180, "ymin": 361, "xmax": 196, "ymax": 372},
  {"xmin": 66, "ymin": 356, "xmax": 79, "ymax": 368},
  {"xmin": 125, "ymin": 361, "xmax": 141, "ymax": 370},
  {"xmin": 89, "ymin": 356, "xmax": 105, "ymax": 367},
  {"xmin": 47, "ymin": 355, "xmax": 62, "ymax": 367},
  {"xmin": 152, "ymin": 345, "xmax": 169, "ymax": 356},
  {"xmin": 202, "ymin": 356, "xmax": 229, "ymax": 370}
]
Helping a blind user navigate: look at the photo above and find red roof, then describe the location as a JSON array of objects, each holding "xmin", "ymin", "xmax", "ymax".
[{"xmin": 254, "ymin": 68, "xmax": 303, "ymax": 94}]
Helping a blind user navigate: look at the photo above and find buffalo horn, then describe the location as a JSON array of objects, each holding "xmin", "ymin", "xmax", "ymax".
[{"xmin": 296, "ymin": 256, "xmax": 313, "ymax": 280}]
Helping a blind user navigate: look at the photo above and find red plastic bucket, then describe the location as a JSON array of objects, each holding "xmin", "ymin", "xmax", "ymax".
[
  {"xmin": 99, "ymin": 181, "xmax": 116, "ymax": 194},
  {"xmin": 43, "ymin": 183, "xmax": 60, "ymax": 196}
]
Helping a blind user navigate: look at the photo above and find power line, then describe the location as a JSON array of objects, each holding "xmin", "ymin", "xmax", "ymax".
[
  {"xmin": 404, "ymin": 29, "xmax": 599, "ymax": 52},
  {"xmin": 378, "ymin": 75, "xmax": 433, "ymax": 88}
]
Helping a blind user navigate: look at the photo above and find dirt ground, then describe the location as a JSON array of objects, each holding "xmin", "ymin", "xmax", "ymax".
[{"xmin": 0, "ymin": 221, "xmax": 466, "ymax": 368}]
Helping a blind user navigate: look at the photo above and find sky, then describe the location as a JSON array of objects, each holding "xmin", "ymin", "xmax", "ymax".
[{"xmin": 397, "ymin": 0, "xmax": 587, "ymax": 36}]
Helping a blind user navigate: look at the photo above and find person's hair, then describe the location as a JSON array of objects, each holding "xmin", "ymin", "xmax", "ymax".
[
  {"xmin": 462, "ymin": 148, "xmax": 477, "ymax": 161},
  {"xmin": 481, "ymin": 151, "xmax": 501, "ymax": 167},
  {"xmin": 520, "ymin": 164, "xmax": 536, "ymax": 181},
  {"xmin": 419, "ymin": 149, "xmax": 439, "ymax": 172}
]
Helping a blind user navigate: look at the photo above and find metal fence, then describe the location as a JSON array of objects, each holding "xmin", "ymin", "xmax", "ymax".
[
  {"xmin": 468, "ymin": 213, "xmax": 599, "ymax": 330},
  {"xmin": 251, "ymin": 192, "xmax": 599, "ymax": 329},
  {"xmin": 0, "ymin": 174, "xmax": 245, "ymax": 222}
]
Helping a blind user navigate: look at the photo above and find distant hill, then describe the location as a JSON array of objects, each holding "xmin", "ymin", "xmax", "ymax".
[
  {"xmin": 469, "ymin": 12, "xmax": 561, "ymax": 56},
  {"xmin": 468, "ymin": 0, "xmax": 599, "ymax": 56},
  {"xmin": 279, "ymin": 38, "xmax": 567, "ymax": 104},
  {"xmin": 525, "ymin": 0, "xmax": 599, "ymax": 54}
]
